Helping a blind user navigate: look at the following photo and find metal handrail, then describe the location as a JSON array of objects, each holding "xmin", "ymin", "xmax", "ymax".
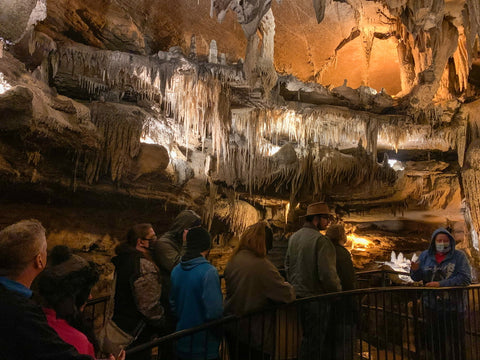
[
  {"xmin": 85, "ymin": 295, "xmax": 110, "ymax": 306},
  {"xmin": 126, "ymin": 284, "xmax": 480, "ymax": 357},
  {"xmin": 356, "ymin": 269, "xmax": 411, "ymax": 277}
]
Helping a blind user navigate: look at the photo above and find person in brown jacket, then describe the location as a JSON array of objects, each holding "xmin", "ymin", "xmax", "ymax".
[{"xmin": 224, "ymin": 221, "xmax": 295, "ymax": 360}]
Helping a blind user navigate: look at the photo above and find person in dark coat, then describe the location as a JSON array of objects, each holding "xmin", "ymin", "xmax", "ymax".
[
  {"xmin": 224, "ymin": 221, "xmax": 295, "ymax": 360},
  {"xmin": 112, "ymin": 223, "xmax": 164, "ymax": 360},
  {"xmin": 326, "ymin": 224, "xmax": 357, "ymax": 360},
  {"xmin": 326, "ymin": 224, "xmax": 356, "ymax": 291},
  {"xmin": 0, "ymin": 219, "xmax": 94, "ymax": 360}
]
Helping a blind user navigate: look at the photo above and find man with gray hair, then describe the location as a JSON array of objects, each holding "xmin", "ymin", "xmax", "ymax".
[{"xmin": 0, "ymin": 219, "xmax": 93, "ymax": 360}]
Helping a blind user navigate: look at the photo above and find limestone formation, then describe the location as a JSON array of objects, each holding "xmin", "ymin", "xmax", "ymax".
[{"xmin": 0, "ymin": 0, "xmax": 480, "ymax": 279}]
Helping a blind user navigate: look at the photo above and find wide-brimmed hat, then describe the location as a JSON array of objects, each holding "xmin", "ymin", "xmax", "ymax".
[{"xmin": 301, "ymin": 202, "xmax": 333, "ymax": 217}]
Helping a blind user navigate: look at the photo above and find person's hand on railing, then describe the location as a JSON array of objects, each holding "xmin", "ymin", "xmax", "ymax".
[
  {"xmin": 410, "ymin": 261, "xmax": 420, "ymax": 271},
  {"xmin": 107, "ymin": 350, "xmax": 125, "ymax": 360},
  {"xmin": 425, "ymin": 281, "xmax": 440, "ymax": 287}
]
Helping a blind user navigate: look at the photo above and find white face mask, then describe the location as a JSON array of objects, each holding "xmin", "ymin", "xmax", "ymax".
[{"xmin": 435, "ymin": 243, "xmax": 450, "ymax": 253}]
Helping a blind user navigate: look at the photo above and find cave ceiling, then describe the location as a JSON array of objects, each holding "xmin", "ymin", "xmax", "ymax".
[{"xmin": 1, "ymin": 0, "xmax": 480, "ymax": 260}]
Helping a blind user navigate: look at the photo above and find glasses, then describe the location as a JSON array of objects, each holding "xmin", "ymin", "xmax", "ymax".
[{"xmin": 142, "ymin": 235, "xmax": 157, "ymax": 241}]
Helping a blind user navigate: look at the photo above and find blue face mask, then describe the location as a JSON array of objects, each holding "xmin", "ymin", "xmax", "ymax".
[{"xmin": 435, "ymin": 243, "xmax": 450, "ymax": 253}]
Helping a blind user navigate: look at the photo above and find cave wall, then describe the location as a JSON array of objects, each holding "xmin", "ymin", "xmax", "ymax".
[{"xmin": 1, "ymin": 0, "xmax": 480, "ymax": 282}]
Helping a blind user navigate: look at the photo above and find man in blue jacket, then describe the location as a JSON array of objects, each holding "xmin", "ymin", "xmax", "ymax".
[
  {"xmin": 0, "ymin": 219, "xmax": 94, "ymax": 360},
  {"xmin": 410, "ymin": 227, "xmax": 472, "ymax": 360},
  {"xmin": 170, "ymin": 227, "xmax": 223, "ymax": 360}
]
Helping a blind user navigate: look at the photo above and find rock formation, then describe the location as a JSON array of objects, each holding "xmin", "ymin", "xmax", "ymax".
[{"xmin": 1, "ymin": 0, "xmax": 480, "ymax": 288}]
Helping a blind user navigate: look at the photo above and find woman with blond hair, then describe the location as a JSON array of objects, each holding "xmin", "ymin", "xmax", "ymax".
[{"xmin": 224, "ymin": 221, "xmax": 295, "ymax": 360}]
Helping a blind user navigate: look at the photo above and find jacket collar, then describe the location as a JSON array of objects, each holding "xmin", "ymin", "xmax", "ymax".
[
  {"xmin": 0, "ymin": 277, "xmax": 32, "ymax": 298},
  {"xmin": 302, "ymin": 222, "xmax": 319, "ymax": 231}
]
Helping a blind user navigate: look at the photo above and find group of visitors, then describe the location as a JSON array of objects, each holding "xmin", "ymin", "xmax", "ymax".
[{"xmin": 0, "ymin": 201, "xmax": 473, "ymax": 360}]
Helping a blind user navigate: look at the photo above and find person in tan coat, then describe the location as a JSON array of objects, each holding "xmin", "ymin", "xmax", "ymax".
[{"xmin": 224, "ymin": 221, "xmax": 295, "ymax": 360}]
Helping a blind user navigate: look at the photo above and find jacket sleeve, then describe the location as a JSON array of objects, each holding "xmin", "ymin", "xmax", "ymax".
[
  {"xmin": 169, "ymin": 268, "xmax": 178, "ymax": 317},
  {"xmin": 261, "ymin": 260, "xmax": 295, "ymax": 303},
  {"xmin": 1, "ymin": 298, "xmax": 93, "ymax": 360},
  {"xmin": 202, "ymin": 267, "xmax": 224, "ymax": 321},
  {"xmin": 438, "ymin": 251, "xmax": 472, "ymax": 287},
  {"xmin": 153, "ymin": 239, "xmax": 181, "ymax": 273},
  {"xmin": 133, "ymin": 259, "xmax": 164, "ymax": 323},
  {"xmin": 317, "ymin": 236, "xmax": 342, "ymax": 292},
  {"xmin": 410, "ymin": 251, "xmax": 426, "ymax": 282}
]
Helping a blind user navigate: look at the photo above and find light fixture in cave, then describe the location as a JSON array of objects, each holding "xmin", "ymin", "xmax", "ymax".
[
  {"xmin": 347, "ymin": 234, "xmax": 374, "ymax": 252},
  {"xmin": 0, "ymin": 72, "xmax": 11, "ymax": 94}
]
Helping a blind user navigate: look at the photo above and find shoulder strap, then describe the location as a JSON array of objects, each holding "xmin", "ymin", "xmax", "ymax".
[
  {"xmin": 106, "ymin": 269, "xmax": 145, "ymax": 339},
  {"xmin": 105, "ymin": 271, "xmax": 117, "ymax": 320}
]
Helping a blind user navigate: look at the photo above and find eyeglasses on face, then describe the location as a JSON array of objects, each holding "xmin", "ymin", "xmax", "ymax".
[{"xmin": 142, "ymin": 235, "xmax": 157, "ymax": 241}]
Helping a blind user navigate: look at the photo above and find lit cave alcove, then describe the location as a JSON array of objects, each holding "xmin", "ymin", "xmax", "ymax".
[{"xmin": 1, "ymin": 0, "xmax": 480, "ymax": 294}]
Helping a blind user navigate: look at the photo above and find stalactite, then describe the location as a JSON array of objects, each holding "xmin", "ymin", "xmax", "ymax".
[
  {"xmin": 452, "ymin": 33, "xmax": 470, "ymax": 92},
  {"xmin": 214, "ymin": 198, "xmax": 261, "ymax": 235},
  {"xmin": 84, "ymin": 103, "xmax": 144, "ymax": 184},
  {"xmin": 56, "ymin": 44, "xmax": 175, "ymax": 101},
  {"xmin": 256, "ymin": 9, "xmax": 277, "ymax": 96},
  {"xmin": 462, "ymin": 139, "xmax": 480, "ymax": 248}
]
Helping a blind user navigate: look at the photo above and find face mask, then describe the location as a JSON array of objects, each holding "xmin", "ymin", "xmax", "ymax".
[
  {"xmin": 141, "ymin": 236, "xmax": 156, "ymax": 251},
  {"xmin": 435, "ymin": 243, "xmax": 450, "ymax": 253}
]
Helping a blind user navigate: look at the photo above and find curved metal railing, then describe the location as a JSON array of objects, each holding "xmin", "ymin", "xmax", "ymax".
[{"xmin": 120, "ymin": 284, "xmax": 480, "ymax": 360}]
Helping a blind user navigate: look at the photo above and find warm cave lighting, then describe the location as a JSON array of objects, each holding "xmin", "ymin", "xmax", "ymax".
[
  {"xmin": 0, "ymin": 72, "xmax": 11, "ymax": 94},
  {"xmin": 347, "ymin": 234, "xmax": 373, "ymax": 251}
]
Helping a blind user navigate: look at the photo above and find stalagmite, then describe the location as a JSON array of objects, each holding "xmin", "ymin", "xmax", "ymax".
[
  {"xmin": 219, "ymin": 53, "xmax": 227, "ymax": 65},
  {"xmin": 209, "ymin": 40, "xmax": 218, "ymax": 64}
]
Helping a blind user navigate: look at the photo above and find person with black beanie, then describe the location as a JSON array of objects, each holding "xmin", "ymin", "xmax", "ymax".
[{"xmin": 169, "ymin": 227, "xmax": 223, "ymax": 360}]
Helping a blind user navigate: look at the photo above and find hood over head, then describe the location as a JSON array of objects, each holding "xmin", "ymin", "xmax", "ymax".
[
  {"xmin": 162, "ymin": 210, "xmax": 201, "ymax": 248},
  {"xmin": 180, "ymin": 255, "xmax": 209, "ymax": 270},
  {"xmin": 170, "ymin": 210, "xmax": 202, "ymax": 234},
  {"xmin": 429, "ymin": 228, "xmax": 456, "ymax": 255}
]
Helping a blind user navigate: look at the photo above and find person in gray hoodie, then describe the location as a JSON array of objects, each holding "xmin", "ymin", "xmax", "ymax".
[{"xmin": 151, "ymin": 209, "xmax": 201, "ymax": 332}]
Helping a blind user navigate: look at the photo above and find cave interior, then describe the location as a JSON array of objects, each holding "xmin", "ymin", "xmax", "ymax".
[{"xmin": 1, "ymin": 0, "xmax": 480, "ymax": 290}]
